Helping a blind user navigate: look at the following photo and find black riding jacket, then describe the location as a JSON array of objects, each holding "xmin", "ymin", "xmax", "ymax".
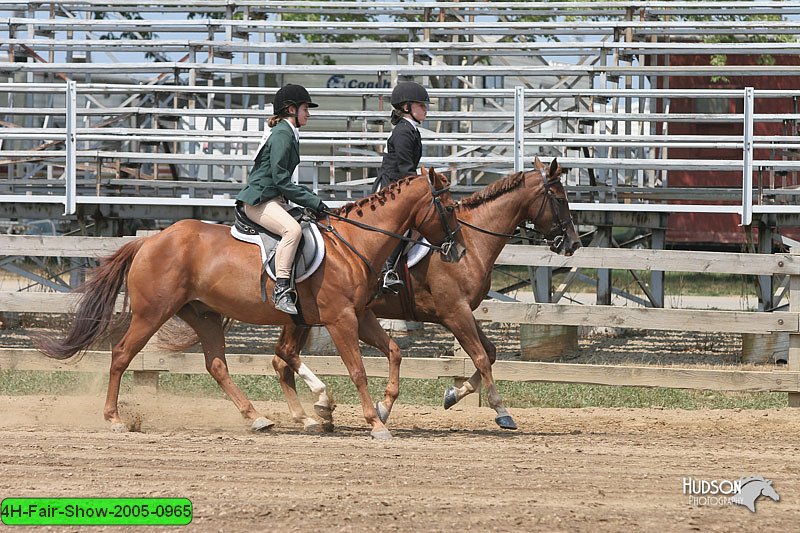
[{"xmin": 374, "ymin": 118, "xmax": 422, "ymax": 192}]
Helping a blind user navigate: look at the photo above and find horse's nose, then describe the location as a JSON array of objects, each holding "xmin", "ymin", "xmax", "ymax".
[{"xmin": 565, "ymin": 239, "xmax": 581, "ymax": 256}]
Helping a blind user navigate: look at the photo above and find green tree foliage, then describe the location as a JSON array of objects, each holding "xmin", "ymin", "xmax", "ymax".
[
  {"xmin": 93, "ymin": 11, "xmax": 163, "ymax": 61},
  {"xmin": 273, "ymin": 4, "xmax": 377, "ymax": 65},
  {"xmin": 506, "ymin": 1, "xmax": 790, "ymax": 83}
]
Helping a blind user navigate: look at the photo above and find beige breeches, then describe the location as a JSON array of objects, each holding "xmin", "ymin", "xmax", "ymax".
[{"xmin": 244, "ymin": 198, "xmax": 302, "ymax": 279}]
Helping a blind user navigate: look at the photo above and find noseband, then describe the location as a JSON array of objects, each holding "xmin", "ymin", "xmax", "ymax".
[
  {"xmin": 532, "ymin": 168, "xmax": 572, "ymax": 253},
  {"xmin": 423, "ymin": 177, "xmax": 463, "ymax": 260}
]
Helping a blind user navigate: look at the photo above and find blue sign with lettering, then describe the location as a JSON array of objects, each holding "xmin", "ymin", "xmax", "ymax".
[{"xmin": 327, "ymin": 75, "xmax": 390, "ymax": 89}]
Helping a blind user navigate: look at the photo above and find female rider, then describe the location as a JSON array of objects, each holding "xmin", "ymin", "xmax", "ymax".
[
  {"xmin": 236, "ymin": 84, "xmax": 328, "ymax": 315},
  {"xmin": 373, "ymin": 81, "xmax": 430, "ymax": 292}
]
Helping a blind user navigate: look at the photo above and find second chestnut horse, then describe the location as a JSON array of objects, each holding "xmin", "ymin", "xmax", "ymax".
[{"xmin": 273, "ymin": 157, "xmax": 580, "ymax": 431}]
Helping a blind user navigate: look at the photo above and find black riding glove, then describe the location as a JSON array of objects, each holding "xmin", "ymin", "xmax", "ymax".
[{"xmin": 314, "ymin": 201, "xmax": 330, "ymax": 216}]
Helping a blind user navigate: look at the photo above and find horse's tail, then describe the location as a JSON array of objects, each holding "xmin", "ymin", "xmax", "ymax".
[
  {"xmin": 33, "ymin": 238, "xmax": 146, "ymax": 360},
  {"xmin": 155, "ymin": 316, "xmax": 236, "ymax": 352}
]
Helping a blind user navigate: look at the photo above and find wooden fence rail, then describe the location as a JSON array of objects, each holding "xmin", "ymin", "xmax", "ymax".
[{"xmin": 1, "ymin": 235, "xmax": 799, "ymax": 404}]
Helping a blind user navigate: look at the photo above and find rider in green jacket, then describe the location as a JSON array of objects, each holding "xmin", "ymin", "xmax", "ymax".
[{"xmin": 236, "ymin": 84, "xmax": 328, "ymax": 315}]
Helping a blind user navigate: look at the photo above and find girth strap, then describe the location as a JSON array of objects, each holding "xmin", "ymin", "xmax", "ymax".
[{"xmin": 398, "ymin": 261, "xmax": 418, "ymax": 322}]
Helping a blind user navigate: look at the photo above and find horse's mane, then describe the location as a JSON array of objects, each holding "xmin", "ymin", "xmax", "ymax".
[
  {"xmin": 457, "ymin": 171, "xmax": 526, "ymax": 211},
  {"xmin": 336, "ymin": 174, "xmax": 419, "ymax": 217}
]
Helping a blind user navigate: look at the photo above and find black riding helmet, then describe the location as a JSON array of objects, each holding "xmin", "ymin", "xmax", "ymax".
[
  {"xmin": 390, "ymin": 81, "xmax": 430, "ymax": 109},
  {"xmin": 272, "ymin": 84, "xmax": 319, "ymax": 115}
]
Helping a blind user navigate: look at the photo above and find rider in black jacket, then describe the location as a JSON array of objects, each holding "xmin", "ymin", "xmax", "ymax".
[{"xmin": 373, "ymin": 81, "xmax": 430, "ymax": 292}]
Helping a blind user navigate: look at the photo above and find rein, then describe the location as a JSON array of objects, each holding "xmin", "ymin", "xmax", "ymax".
[
  {"xmin": 456, "ymin": 168, "xmax": 570, "ymax": 250},
  {"xmin": 456, "ymin": 217, "xmax": 548, "ymax": 244},
  {"xmin": 319, "ymin": 210, "xmax": 446, "ymax": 252},
  {"xmin": 313, "ymin": 175, "xmax": 459, "ymax": 288},
  {"xmin": 317, "ymin": 216, "xmax": 380, "ymax": 280}
]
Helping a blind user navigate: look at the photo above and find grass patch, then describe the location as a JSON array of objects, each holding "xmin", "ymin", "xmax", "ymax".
[
  {"xmin": 492, "ymin": 267, "xmax": 754, "ymax": 297},
  {"xmin": 0, "ymin": 370, "xmax": 787, "ymax": 410},
  {"xmin": 497, "ymin": 381, "xmax": 786, "ymax": 410},
  {"xmin": 0, "ymin": 370, "xmax": 96, "ymax": 395}
]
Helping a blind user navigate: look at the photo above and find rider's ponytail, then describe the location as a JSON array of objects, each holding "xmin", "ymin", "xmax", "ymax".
[
  {"xmin": 268, "ymin": 114, "xmax": 282, "ymax": 128},
  {"xmin": 390, "ymin": 108, "xmax": 404, "ymax": 126}
]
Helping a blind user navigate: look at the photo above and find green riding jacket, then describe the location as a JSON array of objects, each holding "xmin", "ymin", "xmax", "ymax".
[{"xmin": 236, "ymin": 120, "xmax": 323, "ymax": 210}]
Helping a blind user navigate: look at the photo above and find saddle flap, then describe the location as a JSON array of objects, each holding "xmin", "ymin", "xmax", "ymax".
[
  {"xmin": 263, "ymin": 223, "xmax": 318, "ymax": 276},
  {"xmin": 230, "ymin": 204, "xmax": 325, "ymax": 284}
]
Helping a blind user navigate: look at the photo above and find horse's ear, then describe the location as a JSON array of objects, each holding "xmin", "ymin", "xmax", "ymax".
[
  {"xmin": 549, "ymin": 158, "xmax": 560, "ymax": 180},
  {"xmin": 533, "ymin": 156, "xmax": 543, "ymax": 169},
  {"xmin": 429, "ymin": 167, "xmax": 446, "ymax": 188}
]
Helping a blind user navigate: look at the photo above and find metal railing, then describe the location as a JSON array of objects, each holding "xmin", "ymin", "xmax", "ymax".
[{"xmin": 2, "ymin": 82, "xmax": 797, "ymax": 224}]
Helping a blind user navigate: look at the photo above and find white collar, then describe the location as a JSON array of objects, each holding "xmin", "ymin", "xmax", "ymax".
[
  {"xmin": 283, "ymin": 118, "xmax": 300, "ymax": 141},
  {"xmin": 402, "ymin": 116, "xmax": 419, "ymax": 130}
]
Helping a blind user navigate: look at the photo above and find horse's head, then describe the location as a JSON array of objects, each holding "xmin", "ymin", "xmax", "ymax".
[
  {"xmin": 415, "ymin": 167, "xmax": 466, "ymax": 263},
  {"xmin": 527, "ymin": 156, "xmax": 581, "ymax": 256}
]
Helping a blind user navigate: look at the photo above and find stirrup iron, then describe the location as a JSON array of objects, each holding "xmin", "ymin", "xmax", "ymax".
[
  {"xmin": 382, "ymin": 269, "xmax": 404, "ymax": 294},
  {"xmin": 273, "ymin": 285, "xmax": 298, "ymax": 315}
]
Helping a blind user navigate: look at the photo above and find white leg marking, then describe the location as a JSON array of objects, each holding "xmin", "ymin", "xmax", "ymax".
[{"xmin": 297, "ymin": 363, "xmax": 326, "ymax": 395}]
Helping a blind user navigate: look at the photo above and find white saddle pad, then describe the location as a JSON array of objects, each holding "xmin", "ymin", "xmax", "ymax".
[{"xmin": 230, "ymin": 223, "xmax": 325, "ymax": 283}]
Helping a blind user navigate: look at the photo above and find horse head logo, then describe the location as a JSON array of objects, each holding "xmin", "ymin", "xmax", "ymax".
[{"xmin": 731, "ymin": 476, "xmax": 780, "ymax": 513}]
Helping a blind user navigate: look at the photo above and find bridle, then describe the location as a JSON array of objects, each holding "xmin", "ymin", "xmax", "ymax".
[
  {"xmin": 456, "ymin": 168, "xmax": 571, "ymax": 253},
  {"xmin": 425, "ymin": 176, "xmax": 463, "ymax": 261},
  {"xmin": 314, "ymin": 175, "xmax": 463, "ymax": 283},
  {"xmin": 532, "ymin": 167, "xmax": 573, "ymax": 253}
]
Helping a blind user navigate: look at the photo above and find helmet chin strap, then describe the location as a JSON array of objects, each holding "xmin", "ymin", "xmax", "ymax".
[
  {"xmin": 287, "ymin": 104, "xmax": 302, "ymax": 128},
  {"xmin": 403, "ymin": 102, "xmax": 422, "ymax": 124}
]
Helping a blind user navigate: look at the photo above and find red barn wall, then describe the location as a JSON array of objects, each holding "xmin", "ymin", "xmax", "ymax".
[{"xmin": 649, "ymin": 53, "xmax": 800, "ymax": 248}]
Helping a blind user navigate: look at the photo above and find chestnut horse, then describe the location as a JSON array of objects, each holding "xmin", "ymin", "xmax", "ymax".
[
  {"xmin": 34, "ymin": 169, "xmax": 465, "ymax": 440},
  {"xmin": 272, "ymin": 157, "xmax": 580, "ymax": 431}
]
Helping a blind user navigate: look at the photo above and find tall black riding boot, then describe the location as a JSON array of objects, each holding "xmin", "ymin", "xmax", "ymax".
[{"xmin": 381, "ymin": 242, "xmax": 405, "ymax": 294}]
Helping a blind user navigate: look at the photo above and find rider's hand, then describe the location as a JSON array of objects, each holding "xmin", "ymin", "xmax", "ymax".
[{"xmin": 314, "ymin": 201, "xmax": 330, "ymax": 216}]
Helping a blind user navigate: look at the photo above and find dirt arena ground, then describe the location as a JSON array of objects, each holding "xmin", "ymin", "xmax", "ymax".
[
  {"xmin": 1, "ymin": 394, "xmax": 798, "ymax": 532},
  {"xmin": 0, "ymin": 305, "xmax": 793, "ymax": 531}
]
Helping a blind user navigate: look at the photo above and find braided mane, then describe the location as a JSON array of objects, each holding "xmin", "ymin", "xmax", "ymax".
[
  {"xmin": 338, "ymin": 174, "xmax": 419, "ymax": 217},
  {"xmin": 458, "ymin": 171, "xmax": 526, "ymax": 211}
]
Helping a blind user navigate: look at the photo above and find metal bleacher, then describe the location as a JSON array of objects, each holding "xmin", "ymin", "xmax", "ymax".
[{"xmin": 1, "ymin": 0, "xmax": 800, "ymax": 231}]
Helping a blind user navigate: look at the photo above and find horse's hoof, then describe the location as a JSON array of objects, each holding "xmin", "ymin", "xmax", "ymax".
[
  {"xmin": 321, "ymin": 421, "xmax": 335, "ymax": 433},
  {"xmin": 110, "ymin": 422, "xmax": 127, "ymax": 433},
  {"xmin": 303, "ymin": 421, "xmax": 323, "ymax": 433},
  {"xmin": 375, "ymin": 401, "xmax": 390, "ymax": 424},
  {"xmin": 370, "ymin": 428, "xmax": 393, "ymax": 440},
  {"xmin": 495, "ymin": 415, "xmax": 518, "ymax": 430},
  {"xmin": 314, "ymin": 403, "xmax": 335, "ymax": 421},
  {"xmin": 295, "ymin": 417, "xmax": 322, "ymax": 433},
  {"xmin": 251, "ymin": 417, "xmax": 275, "ymax": 432},
  {"xmin": 443, "ymin": 386, "xmax": 458, "ymax": 410}
]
